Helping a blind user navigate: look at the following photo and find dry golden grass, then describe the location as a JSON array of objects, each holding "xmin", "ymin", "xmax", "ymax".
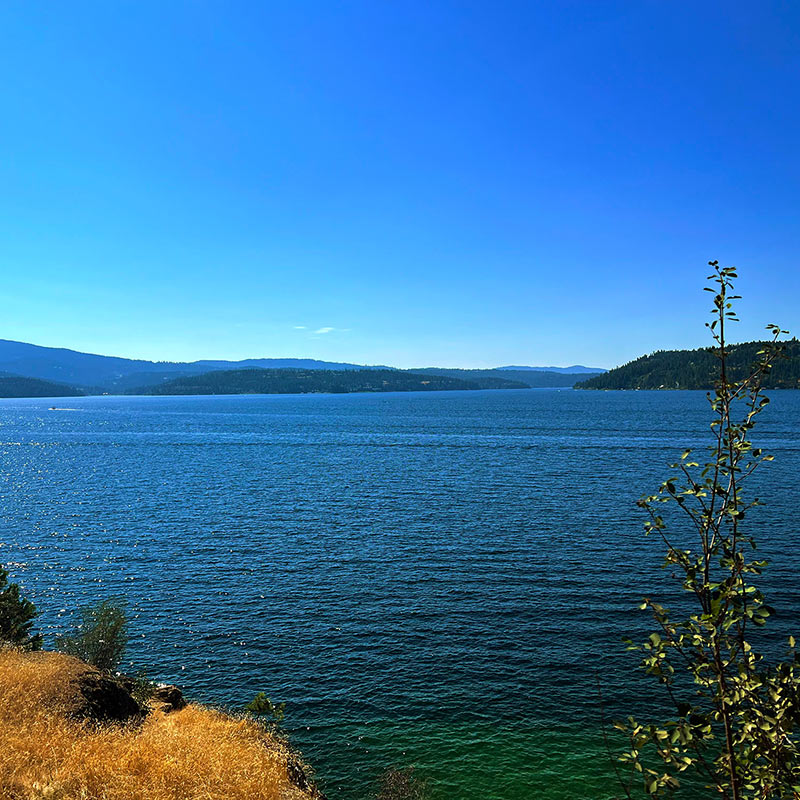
[{"xmin": 0, "ymin": 648, "xmax": 314, "ymax": 800}]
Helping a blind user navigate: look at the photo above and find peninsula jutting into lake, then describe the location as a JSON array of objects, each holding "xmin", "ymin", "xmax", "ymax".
[{"xmin": 575, "ymin": 339, "xmax": 800, "ymax": 390}]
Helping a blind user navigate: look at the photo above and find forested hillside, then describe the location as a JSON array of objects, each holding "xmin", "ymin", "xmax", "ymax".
[
  {"xmin": 0, "ymin": 375, "xmax": 84, "ymax": 398},
  {"xmin": 576, "ymin": 340, "xmax": 800, "ymax": 390},
  {"xmin": 0, "ymin": 376, "xmax": 84, "ymax": 398},
  {"xmin": 130, "ymin": 368, "xmax": 527, "ymax": 395}
]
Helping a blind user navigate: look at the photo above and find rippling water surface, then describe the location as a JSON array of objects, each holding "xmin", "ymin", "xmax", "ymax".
[{"xmin": 2, "ymin": 389, "xmax": 799, "ymax": 799}]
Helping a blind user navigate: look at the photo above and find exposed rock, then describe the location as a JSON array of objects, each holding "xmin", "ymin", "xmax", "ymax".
[
  {"xmin": 0, "ymin": 649, "xmax": 142, "ymax": 722},
  {"xmin": 71, "ymin": 670, "xmax": 143, "ymax": 722},
  {"xmin": 151, "ymin": 683, "xmax": 187, "ymax": 713},
  {"xmin": 286, "ymin": 753, "xmax": 327, "ymax": 798},
  {"xmin": 115, "ymin": 674, "xmax": 138, "ymax": 695},
  {"xmin": 286, "ymin": 755, "xmax": 311, "ymax": 792}
]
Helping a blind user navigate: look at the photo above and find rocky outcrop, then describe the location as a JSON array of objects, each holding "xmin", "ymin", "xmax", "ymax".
[
  {"xmin": 0, "ymin": 649, "xmax": 143, "ymax": 723},
  {"xmin": 71, "ymin": 669, "xmax": 143, "ymax": 722},
  {"xmin": 286, "ymin": 755, "xmax": 313, "ymax": 792},
  {"xmin": 151, "ymin": 683, "xmax": 187, "ymax": 713}
]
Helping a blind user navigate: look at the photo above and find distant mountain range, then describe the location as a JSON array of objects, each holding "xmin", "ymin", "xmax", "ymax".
[
  {"xmin": 497, "ymin": 365, "xmax": 602, "ymax": 374},
  {"xmin": 575, "ymin": 340, "xmax": 800, "ymax": 390},
  {"xmin": 410, "ymin": 367, "xmax": 593, "ymax": 388},
  {"xmin": 0, "ymin": 339, "xmax": 606, "ymax": 396},
  {"xmin": 0, "ymin": 339, "xmax": 393, "ymax": 392}
]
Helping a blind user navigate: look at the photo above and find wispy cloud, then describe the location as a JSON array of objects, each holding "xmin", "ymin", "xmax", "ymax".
[{"xmin": 296, "ymin": 325, "xmax": 350, "ymax": 336}]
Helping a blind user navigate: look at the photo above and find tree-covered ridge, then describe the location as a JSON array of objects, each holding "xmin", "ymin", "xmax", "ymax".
[
  {"xmin": 575, "ymin": 339, "xmax": 800, "ymax": 390},
  {"xmin": 129, "ymin": 368, "xmax": 528, "ymax": 396},
  {"xmin": 0, "ymin": 375, "xmax": 84, "ymax": 398}
]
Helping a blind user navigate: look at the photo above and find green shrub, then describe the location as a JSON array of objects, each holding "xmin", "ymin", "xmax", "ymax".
[
  {"xmin": 130, "ymin": 669, "xmax": 157, "ymax": 706},
  {"xmin": 0, "ymin": 566, "xmax": 41, "ymax": 649},
  {"xmin": 57, "ymin": 598, "xmax": 128, "ymax": 672},
  {"xmin": 244, "ymin": 692, "xmax": 285, "ymax": 726}
]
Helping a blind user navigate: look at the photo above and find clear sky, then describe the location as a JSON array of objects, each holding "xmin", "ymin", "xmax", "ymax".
[{"xmin": 1, "ymin": 1, "xmax": 798, "ymax": 369}]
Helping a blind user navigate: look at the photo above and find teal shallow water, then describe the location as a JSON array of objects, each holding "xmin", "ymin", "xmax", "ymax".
[
  {"xmin": 1, "ymin": 389, "xmax": 798, "ymax": 798},
  {"xmin": 311, "ymin": 721, "xmax": 619, "ymax": 800}
]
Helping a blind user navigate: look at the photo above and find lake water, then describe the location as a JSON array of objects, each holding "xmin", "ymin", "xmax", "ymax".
[{"xmin": 1, "ymin": 389, "xmax": 799, "ymax": 799}]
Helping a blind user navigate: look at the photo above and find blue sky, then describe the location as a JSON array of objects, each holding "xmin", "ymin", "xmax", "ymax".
[{"xmin": 1, "ymin": 1, "xmax": 798, "ymax": 368}]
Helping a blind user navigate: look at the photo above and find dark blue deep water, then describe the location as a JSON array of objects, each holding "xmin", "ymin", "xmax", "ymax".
[{"xmin": 1, "ymin": 389, "xmax": 799, "ymax": 799}]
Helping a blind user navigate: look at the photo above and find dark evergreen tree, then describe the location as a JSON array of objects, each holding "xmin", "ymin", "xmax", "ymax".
[{"xmin": 0, "ymin": 566, "xmax": 42, "ymax": 649}]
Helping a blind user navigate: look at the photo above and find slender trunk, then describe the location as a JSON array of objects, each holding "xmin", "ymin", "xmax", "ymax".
[
  {"xmin": 715, "ymin": 644, "xmax": 740, "ymax": 800},
  {"xmin": 716, "ymin": 299, "xmax": 741, "ymax": 800}
]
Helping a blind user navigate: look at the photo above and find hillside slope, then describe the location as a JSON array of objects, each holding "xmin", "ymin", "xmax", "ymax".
[
  {"xmin": 0, "ymin": 648, "xmax": 318, "ymax": 800},
  {"xmin": 575, "ymin": 340, "xmax": 800, "ymax": 390}
]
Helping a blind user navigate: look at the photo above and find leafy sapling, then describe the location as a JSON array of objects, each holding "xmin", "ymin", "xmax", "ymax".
[{"xmin": 615, "ymin": 262, "xmax": 800, "ymax": 799}]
